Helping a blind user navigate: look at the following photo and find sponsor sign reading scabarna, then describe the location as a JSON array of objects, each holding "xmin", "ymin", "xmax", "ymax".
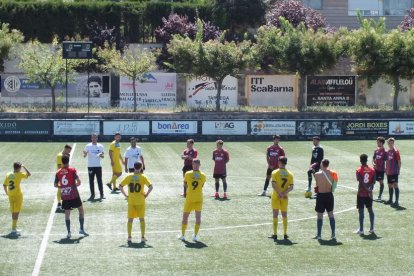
[
  {"xmin": 389, "ymin": 121, "xmax": 414, "ymax": 135},
  {"xmin": 251, "ymin": 121, "xmax": 296, "ymax": 135},
  {"xmin": 152, "ymin": 121, "xmax": 197, "ymax": 135},
  {"xmin": 202, "ymin": 121, "xmax": 247, "ymax": 135},
  {"xmin": 54, "ymin": 121, "xmax": 100, "ymax": 135},
  {"xmin": 103, "ymin": 121, "xmax": 150, "ymax": 136}
]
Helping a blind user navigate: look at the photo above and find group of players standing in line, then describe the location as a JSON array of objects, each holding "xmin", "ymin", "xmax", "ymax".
[{"xmin": 2, "ymin": 134, "xmax": 401, "ymax": 243}]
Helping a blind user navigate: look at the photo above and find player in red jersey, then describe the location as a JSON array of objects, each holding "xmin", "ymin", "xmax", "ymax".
[
  {"xmin": 385, "ymin": 138, "xmax": 401, "ymax": 207},
  {"xmin": 354, "ymin": 154, "xmax": 376, "ymax": 235},
  {"xmin": 372, "ymin": 137, "xmax": 387, "ymax": 201},
  {"xmin": 181, "ymin": 139, "xmax": 198, "ymax": 197},
  {"xmin": 212, "ymin": 140, "xmax": 230, "ymax": 199},
  {"xmin": 259, "ymin": 135, "xmax": 285, "ymax": 196},
  {"xmin": 54, "ymin": 155, "xmax": 88, "ymax": 239}
]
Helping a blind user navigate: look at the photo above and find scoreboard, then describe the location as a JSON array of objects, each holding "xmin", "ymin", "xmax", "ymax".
[{"xmin": 62, "ymin": 42, "xmax": 93, "ymax": 59}]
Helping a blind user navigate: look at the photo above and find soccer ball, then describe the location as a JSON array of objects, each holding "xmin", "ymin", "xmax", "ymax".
[{"xmin": 304, "ymin": 191, "xmax": 312, "ymax": 198}]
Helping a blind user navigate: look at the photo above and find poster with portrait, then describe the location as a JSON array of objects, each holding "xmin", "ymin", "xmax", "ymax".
[
  {"xmin": 296, "ymin": 121, "xmax": 321, "ymax": 136},
  {"xmin": 321, "ymin": 121, "xmax": 343, "ymax": 136}
]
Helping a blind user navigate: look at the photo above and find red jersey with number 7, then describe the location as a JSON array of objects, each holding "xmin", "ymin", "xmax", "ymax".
[{"xmin": 55, "ymin": 167, "xmax": 80, "ymax": 200}]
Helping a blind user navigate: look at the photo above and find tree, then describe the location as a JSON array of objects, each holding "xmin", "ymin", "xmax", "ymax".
[
  {"xmin": 98, "ymin": 45, "xmax": 156, "ymax": 112},
  {"xmin": 255, "ymin": 18, "xmax": 344, "ymax": 110},
  {"xmin": 19, "ymin": 38, "xmax": 80, "ymax": 112},
  {"xmin": 0, "ymin": 22, "xmax": 24, "ymax": 71},
  {"xmin": 348, "ymin": 16, "xmax": 414, "ymax": 111},
  {"xmin": 399, "ymin": 8, "xmax": 414, "ymax": 31},
  {"xmin": 167, "ymin": 19, "xmax": 254, "ymax": 111}
]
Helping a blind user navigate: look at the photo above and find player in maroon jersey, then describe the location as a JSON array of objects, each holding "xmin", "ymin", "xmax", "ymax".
[
  {"xmin": 372, "ymin": 137, "xmax": 387, "ymax": 201},
  {"xmin": 354, "ymin": 154, "xmax": 376, "ymax": 235},
  {"xmin": 259, "ymin": 135, "xmax": 285, "ymax": 196},
  {"xmin": 212, "ymin": 140, "xmax": 230, "ymax": 199},
  {"xmin": 54, "ymin": 155, "xmax": 87, "ymax": 239},
  {"xmin": 385, "ymin": 138, "xmax": 401, "ymax": 207},
  {"xmin": 181, "ymin": 139, "xmax": 198, "ymax": 197}
]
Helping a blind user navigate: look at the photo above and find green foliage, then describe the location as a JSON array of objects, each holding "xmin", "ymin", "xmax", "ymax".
[{"xmin": 0, "ymin": 22, "xmax": 23, "ymax": 71}]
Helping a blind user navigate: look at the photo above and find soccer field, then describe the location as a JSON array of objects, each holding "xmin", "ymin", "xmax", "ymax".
[{"xmin": 0, "ymin": 140, "xmax": 413, "ymax": 275}]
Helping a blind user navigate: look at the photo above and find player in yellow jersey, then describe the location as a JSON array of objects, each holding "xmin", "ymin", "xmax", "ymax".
[
  {"xmin": 178, "ymin": 159, "xmax": 206, "ymax": 242},
  {"xmin": 3, "ymin": 162, "xmax": 31, "ymax": 237},
  {"xmin": 268, "ymin": 156, "xmax": 294, "ymax": 241},
  {"xmin": 119, "ymin": 162, "xmax": 153, "ymax": 244},
  {"xmin": 107, "ymin": 132, "xmax": 124, "ymax": 191},
  {"xmin": 56, "ymin": 144, "xmax": 72, "ymax": 212}
]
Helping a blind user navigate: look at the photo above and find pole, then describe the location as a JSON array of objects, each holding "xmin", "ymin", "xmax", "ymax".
[
  {"xmin": 65, "ymin": 59, "xmax": 68, "ymax": 112},
  {"xmin": 87, "ymin": 59, "xmax": 90, "ymax": 113}
]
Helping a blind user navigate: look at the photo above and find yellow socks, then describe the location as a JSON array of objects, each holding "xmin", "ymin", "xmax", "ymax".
[
  {"xmin": 12, "ymin": 219, "xmax": 17, "ymax": 230},
  {"xmin": 110, "ymin": 175, "xmax": 118, "ymax": 188},
  {"xmin": 283, "ymin": 217, "xmax": 288, "ymax": 235},
  {"xmin": 194, "ymin": 223, "xmax": 200, "ymax": 235},
  {"xmin": 127, "ymin": 222, "xmax": 133, "ymax": 237},
  {"xmin": 57, "ymin": 189, "xmax": 61, "ymax": 202},
  {"xmin": 181, "ymin": 224, "xmax": 187, "ymax": 236},
  {"xmin": 140, "ymin": 221, "xmax": 145, "ymax": 238},
  {"xmin": 273, "ymin": 218, "xmax": 278, "ymax": 235}
]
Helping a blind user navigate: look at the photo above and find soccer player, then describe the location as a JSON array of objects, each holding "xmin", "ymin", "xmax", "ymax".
[
  {"xmin": 385, "ymin": 137, "xmax": 401, "ymax": 207},
  {"xmin": 178, "ymin": 159, "xmax": 206, "ymax": 242},
  {"xmin": 260, "ymin": 135, "xmax": 285, "ymax": 196},
  {"xmin": 180, "ymin": 139, "xmax": 198, "ymax": 197},
  {"xmin": 124, "ymin": 137, "xmax": 145, "ymax": 173},
  {"xmin": 354, "ymin": 154, "xmax": 376, "ymax": 235},
  {"xmin": 213, "ymin": 140, "xmax": 230, "ymax": 199},
  {"xmin": 55, "ymin": 155, "xmax": 87, "ymax": 239},
  {"xmin": 373, "ymin": 137, "xmax": 387, "ymax": 201},
  {"xmin": 56, "ymin": 144, "xmax": 72, "ymax": 212},
  {"xmin": 107, "ymin": 132, "xmax": 124, "ymax": 191},
  {"xmin": 119, "ymin": 162, "xmax": 153, "ymax": 244},
  {"xmin": 3, "ymin": 162, "xmax": 31, "ymax": 237},
  {"xmin": 307, "ymin": 136, "xmax": 324, "ymax": 193},
  {"xmin": 83, "ymin": 133, "xmax": 105, "ymax": 200},
  {"xmin": 268, "ymin": 156, "xmax": 294, "ymax": 241},
  {"xmin": 314, "ymin": 159, "xmax": 337, "ymax": 240}
]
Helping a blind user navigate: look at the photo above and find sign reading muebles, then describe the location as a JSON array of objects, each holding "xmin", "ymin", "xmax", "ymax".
[
  {"xmin": 246, "ymin": 75, "xmax": 297, "ymax": 107},
  {"xmin": 0, "ymin": 120, "xmax": 50, "ymax": 135},
  {"xmin": 251, "ymin": 121, "xmax": 296, "ymax": 135},
  {"xmin": 152, "ymin": 121, "xmax": 197, "ymax": 135},
  {"xmin": 54, "ymin": 121, "xmax": 100, "ymax": 135},
  {"xmin": 306, "ymin": 76, "xmax": 356, "ymax": 106},
  {"xmin": 202, "ymin": 121, "xmax": 247, "ymax": 135}
]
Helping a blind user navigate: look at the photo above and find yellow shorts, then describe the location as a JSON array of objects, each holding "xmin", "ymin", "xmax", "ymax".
[
  {"xmin": 128, "ymin": 204, "xmax": 145, "ymax": 218},
  {"xmin": 272, "ymin": 197, "xmax": 288, "ymax": 212},
  {"xmin": 183, "ymin": 201, "xmax": 203, "ymax": 213},
  {"xmin": 9, "ymin": 194, "xmax": 23, "ymax": 213},
  {"xmin": 112, "ymin": 163, "xmax": 122, "ymax": 174}
]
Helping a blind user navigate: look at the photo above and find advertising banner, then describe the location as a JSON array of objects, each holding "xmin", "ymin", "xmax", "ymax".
[
  {"xmin": 103, "ymin": 121, "xmax": 150, "ymax": 136},
  {"xmin": 251, "ymin": 121, "xmax": 296, "ymax": 135},
  {"xmin": 306, "ymin": 76, "xmax": 356, "ymax": 106},
  {"xmin": 321, "ymin": 121, "xmax": 343, "ymax": 136},
  {"xmin": 119, "ymin": 73, "xmax": 176, "ymax": 108},
  {"xmin": 297, "ymin": 121, "xmax": 321, "ymax": 136},
  {"xmin": 246, "ymin": 75, "xmax": 297, "ymax": 107},
  {"xmin": 186, "ymin": 76, "xmax": 238, "ymax": 108},
  {"xmin": 202, "ymin": 121, "xmax": 247, "ymax": 135},
  {"xmin": 152, "ymin": 121, "xmax": 197, "ymax": 135},
  {"xmin": 0, "ymin": 120, "xmax": 50, "ymax": 135},
  {"xmin": 54, "ymin": 121, "xmax": 100, "ymax": 135},
  {"xmin": 389, "ymin": 121, "xmax": 414, "ymax": 135},
  {"xmin": 345, "ymin": 121, "xmax": 388, "ymax": 135}
]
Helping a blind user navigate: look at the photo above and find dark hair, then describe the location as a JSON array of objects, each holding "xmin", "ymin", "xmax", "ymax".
[
  {"xmin": 114, "ymin": 132, "xmax": 121, "ymax": 136},
  {"xmin": 64, "ymin": 144, "xmax": 72, "ymax": 150},
  {"xmin": 360, "ymin": 154, "xmax": 368, "ymax": 164},
  {"xmin": 321, "ymin": 159, "xmax": 329, "ymax": 167},
  {"xmin": 313, "ymin": 136, "xmax": 321, "ymax": 141},
  {"xmin": 13, "ymin": 162, "xmax": 22, "ymax": 171},
  {"xmin": 130, "ymin": 137, "xmax": 137, "ymax": 142},
  {"xmin": 62, "ymin": 155, "xmax": 70, "ymax": 165},
  {"xmin": 192, "ymin": 159, "xmax": 200, "ymax": 164},
  {"xmin": 134, "ymin": 162, "xmax": 143, "ymax": 170},
  {"xmin": 273, "ymin": 135, "xmax": 281, "ymax": 140},
  {"xmin": 377, "ymin": 137, "xmax": 385, "ymax": 144},
  {"xmin": 216, "ymin": 140, "xmax": 224, "ymax": 145},
  {"xmin": 187, "ymin": 139, "xmax": 194, "ymax": 144},
  {"xmin": 278, "ymin": 156, "xmax": 287, "ymax": 165},
  {"xmin": 88, "ymin": 76, "xmax": 101, "ymax": 85}
]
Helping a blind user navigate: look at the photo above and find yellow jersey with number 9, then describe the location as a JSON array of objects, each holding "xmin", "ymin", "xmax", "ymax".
[
  {"xmin": 3, "ymin": 172, "xmax": 28, "ymax": 197},
  {"xmin": 184, "ymin": 170, "xmax": 206, "ymax": 203},
  {"xmin": 271, "ymin": 168, "xmax": 294, "ymax": 198},
  {"xmin": 120, "ymin": 173, "xmax": 151, "ymax": 205}
]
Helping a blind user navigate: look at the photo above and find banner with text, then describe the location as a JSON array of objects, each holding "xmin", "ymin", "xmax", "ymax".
[
  {"xmin": 345, "ymin": 121, "xmax": 388, "ymax": 135},
  {"xmin": 54, "ymin": 121, "xmax": 100, "ymax": 135},
  {"xmin": 0, "ymin": 120, "xmax": 50, "ymax": 135},
  {"xmin": 186, "ymin": 76, "xmax": 238, "ymax": 108},
  {"xmin": 251, "ymin": 121, "xmax": 296, "ymax": 135},
  {"xmin": 119, "ymin": 73, "xmax": 176, "ymax": 108},
  {"xmin": 152, "ymin": 121, "xmax": 197, "ymax": 135},
  {"xmin": 202, "ymin": 121, "xmax": 247, "ymax": 135},
  {"xmin": 389, "ymin": 121, "xmax": 414, "ymax": 135},
  {"xmin": 103, "ymin": 121, "xmax": 150, "ymax": 136},
  {"xmin": 306, "ymin": 76, "xmax": 356, "ymax": 106},
  {"xmin": 246, "ymin": 75, "xmax": 297, "ymax": 107}
]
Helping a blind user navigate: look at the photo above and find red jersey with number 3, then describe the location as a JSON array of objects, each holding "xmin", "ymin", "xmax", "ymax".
[
  {"xmin": 213, "ymin": 149, "xmax": 229, "ymax": 174},
  {"xmin": 55, "ymin": 167, "xmax": 79, "ymax": 200},
  {"xmin": 356, "ymin": 165, "xmax": 375, "ymax": 197}
]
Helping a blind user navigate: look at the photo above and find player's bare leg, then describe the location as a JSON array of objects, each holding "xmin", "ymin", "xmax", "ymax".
[
  {"xmin": 261, "ymin": 175, "xmax": 271, "ymax": 196},
  {"xmin": 179, "ymin": 212, "xmax": 190, "ymax": 240},
  {"xmin": 139, "ymin": 217, "xmax": 146, "ymax": 242},
  {"xmin": 192, "ymin": 211, "xmax": 201, "ymax": 241},
  {"xmin": 269, "ymin": 209, "xmax": 279, "ymax": 240},
  {"xmin": 127, "ymin": 218, "xmax": 133, "ymax": 243},
  {"xmin": 11, "ymin": 212, "xmax": 20, "ymax": 236},
  {"xmin": 281, "ymin": 211, "xmax": 288, "ymax": 239},
  {"xmin": 78, "ymin": 206, "xmax": 87, "ymax": 236}
]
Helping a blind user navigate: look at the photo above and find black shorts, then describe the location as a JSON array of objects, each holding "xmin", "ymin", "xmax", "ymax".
[
  {"xmin": 182, "ymin": 165, "xmax": 193, "ymax": 175},
  {"xmin": 213, "ymin": 174, "xmax": 226, "ymax": 179},
  {"xmin": 62, "ymin": 197, "xmax": 82, "ymax": 210},
  {"xmin": 375, "ymin": 170, "xmax": 384, "ymax": 181},
  {"xmin": 315, "ymin": 192, "xmax": 334, "ymax": 213},
  {"xmin": 266, "ymin": 168, "xmax": 274, "ymax": 177},
  {"xmin": 357, "ymin": 196, "xmax": 373, "ymax": 209},
  {"xmin": 387, "ymin": 174, "xmax": 399, "ymax": 184},
  {"xmin": 128, "ymin": 168, "xmax": 134, "ymax": 173}
]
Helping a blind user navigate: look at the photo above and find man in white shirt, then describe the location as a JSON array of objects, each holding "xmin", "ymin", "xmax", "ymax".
[
  {"xmin": 124, "ymin": 137, "xmax": 145, "ymax": 173},
  {"xmin": 83, "ymin": 133, "xmax": 105, "ymax": 200}
]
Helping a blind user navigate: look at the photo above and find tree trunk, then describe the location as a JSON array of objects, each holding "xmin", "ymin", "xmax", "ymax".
[
  {"xmin": 133, "ymin": 78, "xmax": 137, "ymax": 112},
  {"xmin": 51, "ymin": 87, "xmax": 56, "ymax": 112},
  {"xmin": 215, "ymin": 78, "xmax": 223, "ymax": 112},
  {"xmin": 393, "ymin": 76, "xmax": 400, "ymax": 111},
  {"xmin": 298, "ymin": 75, "xmax": 306, "ymax": 111}
]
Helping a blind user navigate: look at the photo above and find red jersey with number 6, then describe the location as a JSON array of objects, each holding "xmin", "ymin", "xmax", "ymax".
[
  {"xmin": 356, "ymin": 165, "xmax": 376, "ymax": 197},
  {"xmin": 55, "ymin": 167, "xmax": 80, "ymax": 200}
]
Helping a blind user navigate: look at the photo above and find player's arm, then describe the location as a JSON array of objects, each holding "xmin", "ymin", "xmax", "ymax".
[
  {"xmin": 266, "ymin": 149, "xmax": 271, "ymax": 166},
  {"xmin": 397, "ymin": 152, "xmax": 401, "ymax": 170},
  {"xmin": 54, "ymin": 174, "xmax": 59, "ymax": 188},
  {"xmin": 145, "ymin": 184, "xmax": 153, "ymax": 198},
  {"xmin": 124, "ymin": 157, "xmax": 129, "ymax": 173},
  {"xmin": 109, "ymin": 149, "xmax": 114, "ymax": 166},
  {"xmin": 83, "ymin": 147, "xmax": 88, "ymax": 158},
  {"xmin": 3, "ymin": 176, "xmax": 8, "ymax": 195},
  {"xmin": 119, "ymin": 153, "xmax": 125, "ymax": 165},
  {"xmin": 181, "ymin": 150, "xmax": 188, "ymax": 160},
  {"xmin": 119, "ymin": 184, "xmax": 127, "ymax": 199},
  {"xmin": 75, "ymin": 173, "xmax": 81, "ymax": 187},
  {"xmin": 226, "ymin": 151, "xmax": 230, "ymax": 163},
  {"xmin": 271, "ymin": 180, "xmax": 282, "ymax": 197},
  {"xmin": 22, "ymin": 165, "xmax": 31, "ymax": 177},
  {"xmin": 282, "ymin": 184, "xmax": 294, "ymax": 197},
  {"xmin": 140, "ymin": 155, "xmax": 145, "ymax": 170}
]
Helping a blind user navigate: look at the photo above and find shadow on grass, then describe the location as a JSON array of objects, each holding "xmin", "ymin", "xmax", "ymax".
[
  {"xmin": 215, "ymin": 197, "xmax": 231, "ymax": 202},
  {"xmin": 318, "ymin": 239, "xmax": 343, "ymax": 246},
  {"xmin": 53, "ymin": 236, "xmax": 86, "ymax": 244},
  {"xmin": 83, "ymin": 198, "xmax": 104, "ymax": 203},
  {"xmin": 120, "ymin": 241, "xmax": 153, "ymax": 249},
  {"xmin": 362, "ymin": 233, "xmax": 382, "ymax": 240},
  {"xmin": 275, "ymin": 238, "xmax": 297, "ymax": 246},
  {"xmin": 182, "ymin": 240, "xmax": 208, "ymax": 249},
  {"xmin": 1, "ymin": 233, "xmax": 25, "ymax": 240},
  {"xmin": 393, "ymin": 205, "xmax": 407, "ymax": 211}
]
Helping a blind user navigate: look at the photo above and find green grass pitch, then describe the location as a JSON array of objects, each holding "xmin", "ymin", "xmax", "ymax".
[{"xmin": 0, "ymin": 140, "xmax": 413, "ymax": 275}]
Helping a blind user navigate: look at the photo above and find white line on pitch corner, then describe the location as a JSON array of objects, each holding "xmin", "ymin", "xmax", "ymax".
[{"xmin": 31, "ymin": 143, "xmax": 77, "ymax": 276}]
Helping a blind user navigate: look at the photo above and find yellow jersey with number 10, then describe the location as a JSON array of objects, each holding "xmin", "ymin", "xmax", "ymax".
[
  {"xmin": 184, "ymin": 170, "xmax": 206, "ymax": 203},
  {"xmin": 271, "ymin": 168, "xmax": 294, "ymax": 198},
  {"xmin": 3, "ymin": 172, "xmax": 28, "ymax": 197},
  {"xmin": 120, "ymin": 173, "xmax": 151, "ymax": 205}
]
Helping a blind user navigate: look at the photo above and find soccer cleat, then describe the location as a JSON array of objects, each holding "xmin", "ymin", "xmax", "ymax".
[
  {"xmin": 377, "ymin": 196, "xmax": 382, "ymax": 201},
  {"xmin": 11, "ymin": 230, "xmax": 21, "ymax": 237},
  {"xmin": 315, "ymin": 235, "xmax": 321, "ymax": 240},
  {"xmin": 214, "ymin": 192, "xmax": 219, "ymax": 199},
  {"xmin": 141, "ymin": 237, "xmax": 148, "ymax": 243},
  {"xmin": 79, "ymin": 229, "xmax": 89, "ymax": 236},
  {"xmin": 268, "ymin": 234, "xmax": 277, "ymax": 240},
  {"xmin": 88, "ymin": 195, "xmax": 95, "ymax": 201},
  {"xmin": 384, "ymin": 200, "xmax": 392, "ymax": 205},
  {"xmin": 100, "ymin": 194, "xmax": 105, "ymax": 200},
  {"xmin": 113, "ymin": 187, "xmax": 119, "ymax": 192},
  {"xmin": 181, "ymin": 193, "xmax": 186, "ymax": 198},
  {"xmin": 259, "ymin": 191, "xmax": 267, "ymax": 196},
  {"xmin": 223, "ymin": 192, "xmax": 228, "ymax": 199},
  {"xmin": 331, "ymin": 234, "xmax": 336, "ymax": 240},
  {"xmin": 369, "ymin": 229, "xmax": 375, "ymax": 235},
  {"xmin": 192, "ymin": 234, "xmax": 199, "ymax": 242},
  {"xmin": 284, "ymin": 234, "xmax": 289, "ymax": 240},
  {"xmin": 178, "ymin": 235, "xmax": 185, "ymax": 241},
  {"xmin": 127, "ymin": 237, "xmax": 132, "ymax": 244},
  {"xmin": 353, "ymin": 229, "xmax": 364, "ymax": 235},
  {"xmin": 67, "ymin": 231, "xmax": 71, "ymax": 239},
  {"xmin": 392, "ymin": 202, "xmax": 399, "ymax": 208},
  {"xmin": 106, "ymin": 183, "xmax": 112, "ymax": 191}
]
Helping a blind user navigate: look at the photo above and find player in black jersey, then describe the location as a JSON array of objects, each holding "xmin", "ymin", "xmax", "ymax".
[{"xmin": 307, "ymin": 136, "xmax": 324, "ymax": 192}]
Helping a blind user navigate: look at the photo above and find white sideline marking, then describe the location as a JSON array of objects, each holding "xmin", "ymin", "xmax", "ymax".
[{"xmin": 31, "ymin": 143, "xmax": 76, "ymax": 276}]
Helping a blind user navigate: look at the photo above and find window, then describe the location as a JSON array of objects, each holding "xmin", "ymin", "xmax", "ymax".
[
  {"xmin": 384, "ymin": 0, "xmax": 411, "ymax": 16},
  {"xmin": 302, "ymin": 0, "xmax": 322, "ymax": 10},
  {"xmin": 348, "ymin": 0, "xmax": 412, "ymax": 16}
]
